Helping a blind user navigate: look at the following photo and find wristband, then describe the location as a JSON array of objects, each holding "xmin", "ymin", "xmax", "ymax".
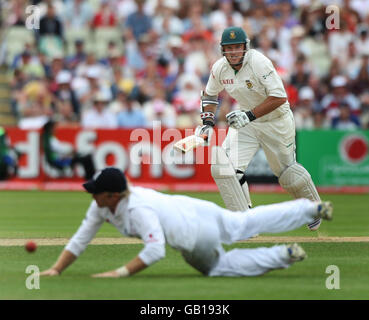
[
  {"xmin": 115, "ymin": 266, "xmax": 130, "ymax": 277},
  {"xmin": 200, "ymin": 111, "xmax": 215, "ymax": 120},
  {"xmin": 245, "ymin": 110, "xmax": 256, "ymax": 122}
]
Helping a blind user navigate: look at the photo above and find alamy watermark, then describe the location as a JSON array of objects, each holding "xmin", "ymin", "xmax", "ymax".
[
  {"xmin": 325, "ymin": 265, "xmax": 340, "ymax": 290},
  {"xmin": 326, "ymin": 5, "xmax": 340, "ymax": 30},
  {"xmin": 25, "ymin": 5, "xmax": 41, "ymax": 30},
  {"xmin": 25, "ymin": 265, "xmax": 40, "ymax": 290}
]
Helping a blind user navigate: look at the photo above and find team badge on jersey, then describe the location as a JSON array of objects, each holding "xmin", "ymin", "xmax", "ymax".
[
  {"xmin": 230, "ymin": 31, "xmax": 236, "ymax": 39},
  {"xmin": 245, "ymin": 80, "xmax": 253, "ymax": 89}
]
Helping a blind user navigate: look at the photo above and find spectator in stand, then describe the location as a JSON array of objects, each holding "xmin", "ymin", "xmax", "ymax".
[
  {"xmin": 116, "ymin": 92, "xmax": 147, "ymax": 128},
  {"xmin": 172, "ymin": 73, "xmax": 202, "ymax": 129},
  {"xmin": 3, "ymin": 0, "xmax": 27, "ymax": 27},
  {"xmin": 17, "ymin": 80, "xmax": 53, "ymax": 129},
  {"xmin": 115, "ymin": 0, "xmax": 138, "ymax": 24},
  {"xmin": 289, "ymin": 54, "xmax": 311, "ymax": 90},
  {"xmin": 209, "ymin": 0, "xmax": 243, "ymax": 38},
  {"xmin": 355, "ymin": 26, "xmax": 369, "ymax": 56},
  {"xmin": 359, "ymin": 91, "xmax": 369, "ymax": 129},
  {"xmin": 12, "ymin": 50, "xmax": 45, "ymax": 79},
  {"xmin": 63, "ymin": 0, "xmax": 94, "ymax": 29},
  {"xmin": 331, "ymin": 103, "xmax": 361, "ymax": 130},
  {"xmin": 245, "ymin": 4, "xmax": 268, "ymax": 38},
  {"xmin": 125, "ymin": 0, "xmax": 153, "ymax": 41},
  {"xmin": 10, "ymin": 69, "xmax": 28, "ymax": 118},
  {"xmin": 152, "ymin": 1, "xmax": 184, "ymax": 37},
  {"xmin": 81, "ymin": 90, "xmax": 118, "ymax": 129},
  {"xmin": 352, "ymin": 50, "xmax": 369, "ymax": 95},
  {"xmin": 183, "ymin": 33, "xmax": 210, "ymax": 80},
  {"xmin": 135, "ymin": 57, "xmax": 163, "ymax": 103},
  {"xmin": 38, "ymin": 4, "xmax": 64, "ymax": 40},
  {"xmin": 79, "ymin": 66, "xmax": 104, "ymax": 109},
  {"xmin": 321, "ymin": 75, "xmax": 361, "ymax": 121},
  {"xmin": 312, "ymin": 110, "xmax": 330, "ymax": 129},
  {"xmin": 109, "ymin": 67, "xmax": 135, "ymax": 102},
  {"xmin": 54, "ymin": 70, "xmax": 80, "ymax": 119},
  {"xmin": 182, "ymin": 2, "xmax": 209, "ymax": 33},
  {"xmin": 125, "ymin": 32, "xmax": 154, "ymax": 75},
  {"xmin": 66, "ymin": 40, "xmax": 87, "ymax": 70},
  {"xmin": 91, "ymin": 0, "xmax": 117, "ymax": 28},
  {"xmin": 293, "ymin": 86, "xmax": 319, "ymax": 130},
  {"xmin": 345, "ymin": 41, "xmax": 362, "ymax": 80},
  {"xmin": 143, "ymin": 85, "xmax": 176, "ymax": 128},
  {"xmin": 328, "ymin": 21, "xmax": 354, "ymax": 69}
]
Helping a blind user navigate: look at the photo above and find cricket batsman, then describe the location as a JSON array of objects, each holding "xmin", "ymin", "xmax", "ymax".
[
  {"xmin": 197, "ymin": 26, "xmax": 322, "ymax": 230},
  {"xmin": 40, "ymin": 167, "xmax": 332, "ymax": 278}
]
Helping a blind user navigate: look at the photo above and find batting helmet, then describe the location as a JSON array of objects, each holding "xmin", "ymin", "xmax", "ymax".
[
  {"xmin": 220, "ymin": 27, "xmax": 248, "ymax": 46},
  {"xmin": 220, "ymin": 27, "xmax": 250, "ymax": 67}
]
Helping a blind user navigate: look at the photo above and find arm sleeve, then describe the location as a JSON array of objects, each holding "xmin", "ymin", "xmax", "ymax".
[
  {"xmin": 129, "ymin": 207, "xmax": 166, "ymax": 266},
  {"xmin": 65, "ymin": 201, "xmax": 104, "ymax": 257},
  {"xmin": 252, "ymin": 54, "xmax": 287, "ymax": 98},
  {"xmin": 205, "ymin": 63, "xmax": 224, "ymax": 96}
]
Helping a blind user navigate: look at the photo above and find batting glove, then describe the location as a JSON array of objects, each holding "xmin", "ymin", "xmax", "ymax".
[
  {"xmin": 195, "ymin": 124, "xmax": 214, "ymax": 146},
  {"xmin": 226, "ymin": 110, "xmax": 256, "ymax": 129}
]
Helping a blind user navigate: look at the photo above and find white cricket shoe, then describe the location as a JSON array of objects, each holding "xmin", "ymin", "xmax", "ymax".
[
  {"xmin": 316, "ymin": 201, "xmax": 333, "ymax": 221},
  {"xmin": 286, "ymin": 243, "xmax": 307, "ymax": 263}
]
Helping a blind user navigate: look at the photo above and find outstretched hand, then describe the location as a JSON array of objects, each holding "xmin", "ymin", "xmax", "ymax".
[
  {"xmin": 91, "ymin": 270, "xmax": 121, "ymax": 278},
  {"xmin": 40, "ymin": 268, "xmax": 60, "ymax": 276}
]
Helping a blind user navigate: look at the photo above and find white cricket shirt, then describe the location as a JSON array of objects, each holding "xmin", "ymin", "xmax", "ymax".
[
  {"xmin": 65, "ymin": 187, "xmax": 210, "ymax": 266},
  {"xmin": 205, "ymin": 49, "xmax": 290, "ymax": 122}
]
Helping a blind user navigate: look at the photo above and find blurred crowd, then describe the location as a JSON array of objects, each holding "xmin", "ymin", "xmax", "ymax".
[{"xmin": 1, "ymin": 0, "xmax": 369, "ymax": 130}]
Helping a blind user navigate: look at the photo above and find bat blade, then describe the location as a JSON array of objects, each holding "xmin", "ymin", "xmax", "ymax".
[{"xmin": 173, "ymin": 135, "xmax": 206, "ymax": 153}]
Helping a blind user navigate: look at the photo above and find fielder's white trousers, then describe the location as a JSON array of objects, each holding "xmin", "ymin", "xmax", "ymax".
[{"xmin": 181, "ymin": 198, "xmax": 318, "ymax": 277}]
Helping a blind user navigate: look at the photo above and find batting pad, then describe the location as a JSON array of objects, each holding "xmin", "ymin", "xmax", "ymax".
[
  {"xmin": 211, "ymin": 146, "xmax": 249, "ymax": 211},
  {"xmin": 278, "ymin": 163, "xmax": 320, "ymax": 201}
]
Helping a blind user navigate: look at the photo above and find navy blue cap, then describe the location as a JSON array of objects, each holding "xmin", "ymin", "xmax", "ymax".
[{"xmin": 83, "ymin": 167, "xmax": 127, "ymax": 194}]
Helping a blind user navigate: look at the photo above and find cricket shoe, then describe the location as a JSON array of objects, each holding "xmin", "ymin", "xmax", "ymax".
[
  {"xmin": 286, "ymin": 243, "xmax": 307, "ymax": 263},
  {"xmin": 307, "ymin": 201, "xmax": 333, "ymax": 231},
  {"xmin": 316, "ymin": 201, "xmax": 333, "ymax": 221},
  {"xmin": 307, "ymin": 218, "xmax": 321, "ymax": 231}
]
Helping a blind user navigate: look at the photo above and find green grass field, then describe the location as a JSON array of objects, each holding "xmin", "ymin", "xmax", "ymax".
[{"xmin": 1, "ymin": 190, "xmax": 369, "ymax": 300}]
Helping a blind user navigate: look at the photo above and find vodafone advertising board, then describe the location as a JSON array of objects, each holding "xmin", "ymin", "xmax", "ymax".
[{"xmin": 4, "ymin": 126, "xmax": 229, "ymax": 190}]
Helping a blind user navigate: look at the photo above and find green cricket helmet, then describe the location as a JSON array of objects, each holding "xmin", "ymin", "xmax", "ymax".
[
  {"xmin": 220, "ymin": 27, "xmax": 248, "ymax": 46},
  {"xmin": 220, "ymin": 27, "xmax": 250, "ymax": 67}
]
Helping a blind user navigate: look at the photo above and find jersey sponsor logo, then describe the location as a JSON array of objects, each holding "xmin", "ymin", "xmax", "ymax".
[
  {"xmin": 262, "ymin": 70, "xmax": 273, "ymax": 80},
  {"xmin": 221, "ymin": 79, "xmax": 234, "ymax": 84},
  {"xmin": 245, "ymin": 80, "xmax": 253, "ymax": 89}
]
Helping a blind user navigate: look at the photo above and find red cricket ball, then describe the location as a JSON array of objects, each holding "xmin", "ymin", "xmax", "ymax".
[{"xmin": 25, "ymin": 241, "xmax": 37, "ymax": 253}]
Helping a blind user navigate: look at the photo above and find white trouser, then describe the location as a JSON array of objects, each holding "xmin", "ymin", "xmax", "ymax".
[
  {"xmin": 182, "ymin": 198, "xmax": 317, "ymax": 277},
  {"xmin": 222, "ymin": 110, "xmax": 295, "ymax": 177}
]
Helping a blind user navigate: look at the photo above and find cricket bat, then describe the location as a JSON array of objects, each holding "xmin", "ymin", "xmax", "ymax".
[{"xmin": 173, "ymin": 134, "xmax": 207, "ymax": 153}]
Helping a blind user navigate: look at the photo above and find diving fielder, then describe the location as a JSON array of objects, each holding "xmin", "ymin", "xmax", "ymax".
[
  {"xmin": 197, "ymin": 26, "xmax": 321, "ymax": 230},
  {"xmin": 40, "ymin": 168, "xmax": 332, "ymax": 278}
]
